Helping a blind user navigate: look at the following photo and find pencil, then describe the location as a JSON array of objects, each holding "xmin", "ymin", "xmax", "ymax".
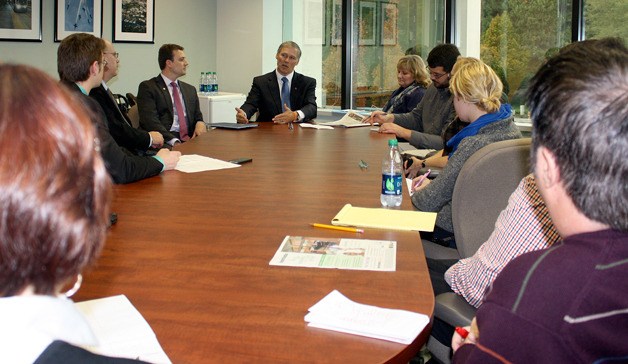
[{"xmin": 310, "ymin": 223, "xmax": 364, "ymax": 234}]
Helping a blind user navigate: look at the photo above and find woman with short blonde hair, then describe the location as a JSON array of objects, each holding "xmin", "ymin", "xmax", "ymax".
[{"xmin": 382, "ymin": 55, "xmax": 431, "ymax": 113}]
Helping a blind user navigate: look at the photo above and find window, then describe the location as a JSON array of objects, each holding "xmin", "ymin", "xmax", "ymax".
[
  {"xmin": 584, "ymin": 0, "xmax": 628, "ymax": 40},
  {"xmin": 283, "ymin": 0, "xmax": 446, "ymax": 110},
  {"xmin": 480, "ymin": 0, "xmax": 572, "ymax": 115}
]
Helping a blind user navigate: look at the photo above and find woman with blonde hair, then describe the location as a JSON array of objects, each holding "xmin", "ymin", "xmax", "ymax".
[
  {"xmin": 382, "ymin": 55, "xmax": 431, "ymax": 114},
  {"xmin": 411, "ymin": 57, "xmax": 521, "ymax": 247}
]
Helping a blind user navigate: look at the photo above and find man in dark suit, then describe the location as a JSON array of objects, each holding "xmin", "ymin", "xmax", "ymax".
[
  {"xmin": 236, "ymin": 41, "xmax": 317, "ymax": 124},
  {"xmin": 137, "ymin": 44, "xmax": 206, "ymax": 145},
  {"xmin": 90, "ymin": 39, "xmax": 164, "ymax": 155},
  {"xmin": 57, "ymin": 33, "xmax": 180, "ymax": 184}
]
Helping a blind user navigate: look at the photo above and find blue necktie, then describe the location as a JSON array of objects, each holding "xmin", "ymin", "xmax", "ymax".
[{"xmin": 281, "ymin": 76, "xmax": 291, "ymax": 111}]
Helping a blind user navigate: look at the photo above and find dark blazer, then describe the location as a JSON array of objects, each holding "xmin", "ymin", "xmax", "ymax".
[
  {"xmin": 34, "ymin": 340, "xmax": 150, "ymax": 364},
  {"xmin": 90, "ymin": 84, "xmax": 151, "ymax": 153},
  {"xmin": 240, "ymin": 70, "xmax": 317, "ymax": 122},
  {"xmin": 137, "ymin": 75, "xmax": 203, "ymax": 141},
  {"xmin": 62, "ymin": 82, "xmax": 163, "ymax": 184}
]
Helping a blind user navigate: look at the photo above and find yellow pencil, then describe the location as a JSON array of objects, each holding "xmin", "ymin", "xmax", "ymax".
[{"xmin": 310, "ymin": 223, "xmax": 364, "ymax": 234}]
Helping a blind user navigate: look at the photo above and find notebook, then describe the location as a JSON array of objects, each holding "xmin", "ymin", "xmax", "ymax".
[{"xmin": 211, "ymin": 123, "xmax": 259, "ymax": 130}]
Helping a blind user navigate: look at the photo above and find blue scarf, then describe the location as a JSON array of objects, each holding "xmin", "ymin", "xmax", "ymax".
[{"xmin": 446, "ymin": 103, "xmax": 512, "ymax": 157}]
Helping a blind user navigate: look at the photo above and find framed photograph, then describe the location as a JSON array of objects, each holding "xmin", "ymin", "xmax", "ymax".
[
  {"xmin": 358, "ymin": 1, "xmax": 376, "ymax": 46},
  {"xmin": 304, "ymin": 0, "xmax": 324, "ymax": 46},
  {"xmin": 55, "ymin": 0, "xmax": 103, "ymax": 42},
  {"xmin": 330, "ymin": 0, "xmax": 342, "ymax": 46},
  {"xmin": 0, "ymin": 0, "xmax": 42, "ymax": 42},
  {"xmin": 380, "ymin": 3, "xmax": 397, "ymax": 46},
  {"xmin": 113, "ymin": 0, "xmax": 154, "ymax": 43}
]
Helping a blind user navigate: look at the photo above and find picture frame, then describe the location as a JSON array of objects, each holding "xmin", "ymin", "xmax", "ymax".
[
  {"xmin": 55, "ymin": 0, "xmax": 103, "ymax": 42},
  {"xmin": 358, "ymin": 1, "xmax": 376, "ymax": 46},
  {"xmin": 0, "ymin": 0, "xmax": 42, "ymax": 42},
  {"xmin": 113, "ymin": 0, "xmax": 154, "ymax": 43},
  {"xmin": 330, "ymin": 0, "xmax": 342, "ymax": 46},
  {"xmin": 380, "ymin": 3, "xmax": 397, "ymax": 46},
  {"xmin": 304, "ymin": 0, "xmax": 324, "ymax": 46}
]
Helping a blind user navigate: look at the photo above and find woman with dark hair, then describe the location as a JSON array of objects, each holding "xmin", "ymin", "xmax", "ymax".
[{"xmin": 0, "ymin": 64, "xmax": 147, "ymax": 363}]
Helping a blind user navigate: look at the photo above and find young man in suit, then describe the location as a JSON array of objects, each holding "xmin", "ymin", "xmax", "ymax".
[
  {"xmin": 90, "ymin": 39, "xmax": 164, "ymax": 154},
  {"xmin": 137, "ymin": 44, "xmax": 206, "ymax": 145},
  {"xmin": 235, "ymin": 41, "xmax": 317, "ymax": 124},
  {"xmin": 57, "ymin": 33, "xmax": 180, "ymax": 184}
]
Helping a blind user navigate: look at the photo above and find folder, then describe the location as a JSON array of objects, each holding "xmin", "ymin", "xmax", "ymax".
[{"xmin": 331, "ymin": 204, "xmax": 437, "ymax": 232}]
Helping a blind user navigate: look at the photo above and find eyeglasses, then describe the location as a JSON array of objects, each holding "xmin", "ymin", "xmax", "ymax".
[
  {"xmin": 427, "ymin": 67, "xmax": 448, "ymax": 79},
  {"xmin": 104, "ymin": 52, "xmax": 119, "ymax": 59}
]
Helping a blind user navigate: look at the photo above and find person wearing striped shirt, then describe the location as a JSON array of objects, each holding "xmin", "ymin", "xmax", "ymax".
[
  {"xmin": 452, "ymin": 37, "xmax": 628, "ymax": 364},
  {"xmin": 445, "ymin": 174, "xmax": 560, "ymax": 308}
]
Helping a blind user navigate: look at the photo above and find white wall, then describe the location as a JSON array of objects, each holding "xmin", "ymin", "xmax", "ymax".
[
  {"xmin": 0, "ymin": 0, "xmax": 217, "ymax": 95},
  {"xmin": 456, "ymin": 0, "xmax": 482, "ymax": 58}
]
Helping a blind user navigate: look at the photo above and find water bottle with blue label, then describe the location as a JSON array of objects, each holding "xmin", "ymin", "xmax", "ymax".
[{"xmin": 381, "ymin": 139, "xmax": 403, "ymax": 207}]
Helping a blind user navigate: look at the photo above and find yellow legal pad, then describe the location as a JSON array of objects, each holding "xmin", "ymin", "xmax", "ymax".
[{"xmin": 331, "ymin": 204, "xmax": 437, "ymax": 232}]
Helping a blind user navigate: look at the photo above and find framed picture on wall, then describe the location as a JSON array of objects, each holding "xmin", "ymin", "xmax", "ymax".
[
  {"xmin": 0, "ymin": 0, "xmax": 42, "ymax": 42},
  {"xmin": 380, "ymin": 3, "xmax": 397, "ymax": 46},
  {"xmin": 304, "ymin": 0, "xmax": 324, "ymax": 46},
  {"xmin": 330, "ymin": 0, "xmax": 342, "ymax": 46},
  {"xmin": 358, "ymin": 1, "xmax": 376, "ymax": 46},
  {"xmin": 54, "ymin": 0, "xmax": 103, "ymax": 42},
  {"xmin": 113, "ymin": 0, "xmax": 155, "ymax": 43}
]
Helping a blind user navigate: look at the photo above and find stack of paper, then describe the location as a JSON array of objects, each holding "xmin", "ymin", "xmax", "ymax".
[
  {"xmin": 175, "ymin": 154, "xmax": 241, "ymax": 173},
  {"xmin": 305, "ymin": 290, "xmax": 429, "ymax": 344},
  {"xmin": 75, "ymin": 295, "xmax": 171, "ymax": 363}
]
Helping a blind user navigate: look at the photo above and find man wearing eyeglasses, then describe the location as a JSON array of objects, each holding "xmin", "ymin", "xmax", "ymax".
[
  {"xmin": 235, "ymin": 41, "xmax": 317, "ymax": 124},
  {"xmin": 57, "ymin": 33, "xmax": 180, "ymax": 184},
  {"xmin": 368, "ymin": 44, "xmax": 460, "ymax": 150},
  {"xmin": 90, "ymin": 39, "xmax": 164, "ymax": 155}
]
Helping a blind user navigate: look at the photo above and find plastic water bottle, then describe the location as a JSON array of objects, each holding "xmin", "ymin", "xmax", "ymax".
[
  {"xmin": 199, "ymin": 72, "xmax": 206, "ymax": 94},
  {"xmin": 212, "ymin": 72, "xmax": 219, "ymax": 95},
  {"xmin": 381, "ymin": 139, "xmax": 403, "ymax": 207}
]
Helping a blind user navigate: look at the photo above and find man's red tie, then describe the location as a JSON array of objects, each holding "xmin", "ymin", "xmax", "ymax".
[{"xmin": 171, "ymin": 81, "xmax": 189, "ymax": 141}]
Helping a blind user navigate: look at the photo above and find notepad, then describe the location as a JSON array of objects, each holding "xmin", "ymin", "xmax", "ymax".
[
  {"xmin": 319, "ymin": 110, "xmax": 371, "ymax": 128},
  {"xmin": 331, "ymin": 204, "xmax": 437, "ymax": 232},
  {"xmin": 211, "ymin": 122, "xmax": 259, "ymax": 129}
]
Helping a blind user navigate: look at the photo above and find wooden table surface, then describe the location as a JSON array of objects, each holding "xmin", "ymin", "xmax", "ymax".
[{"xmin": 75, "ymin": 122, "xmax": 434, "ymax": 364}]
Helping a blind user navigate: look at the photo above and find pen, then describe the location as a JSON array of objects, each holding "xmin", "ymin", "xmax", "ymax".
[
  {"xmin": 311, "ymin": 223, "xmax": 364, "ymax": 234},
  {"xmin": 455, "ymin": 326, "xmax": 469, "ymax": 339},
  {"xmin": 412, "ymin": 169, "xmax": 431, "ymax": 191}
]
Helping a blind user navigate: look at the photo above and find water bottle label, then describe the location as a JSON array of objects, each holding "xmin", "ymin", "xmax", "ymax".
[{"xmin": 381, "ymin": 174, "xmax": 402, "ymax": 195}]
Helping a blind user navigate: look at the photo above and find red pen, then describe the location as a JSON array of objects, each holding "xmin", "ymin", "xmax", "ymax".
[{"xmin": 455, "ymin": 326, "xmax": 469, "ymax": 339}]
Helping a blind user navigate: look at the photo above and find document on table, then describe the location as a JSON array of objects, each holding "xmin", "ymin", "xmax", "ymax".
[
  {"xmin": 75, "ymin": 295, "xmax": 171, "ymax": 364},
  {"xmin": 269, "ymin": 236, "xmax": 396, "ymax": 271},
  {"xmin": 332, "ymin": 204, "xmax": 437, "ymax": 232},
  {"xmin": 300, "ymin": 123, "xmax": 334, "ymax": 130},
  {"xmin": 305, "ymin": 290, "xmax": 429, "ymax": 344},
  {"xmin": 175, "ymin": 154, "xmax": 241, "ymax": 173},
  {"xmin": 319, "ymin": 110, "xmax": 371, "ymax": 128}
]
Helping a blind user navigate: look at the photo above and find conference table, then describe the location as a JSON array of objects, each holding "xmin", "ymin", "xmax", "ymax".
[{"xmin": 74, "ymin": 121, "xmax": 435, "ymax": 363}]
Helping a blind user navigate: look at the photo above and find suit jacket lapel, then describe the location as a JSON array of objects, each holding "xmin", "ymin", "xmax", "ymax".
[
  {"xmin": 155, "ymin": 75, "xmax": 174, "ymax": 114},
  {"xmin": 267, "ymin": 72, "xmax": 283, "ymax": 113}
]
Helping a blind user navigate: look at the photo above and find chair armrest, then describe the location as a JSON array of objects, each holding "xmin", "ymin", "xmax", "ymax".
[{"xmin": 434, "ymin": 292, "xmax": 477, "ymax": 327}]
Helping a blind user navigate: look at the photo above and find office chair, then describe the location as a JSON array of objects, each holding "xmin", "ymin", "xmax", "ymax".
[
  {"xmin": 126, "ymin": 93, "xmax": 138, "ymax": 107},
  {"xmin": 127, "ymin": 104, "xmax": 140, "ymax": 129},
  {"xmin": 424, "ymin": 138, "xmax": 532, "ymax": 364}
]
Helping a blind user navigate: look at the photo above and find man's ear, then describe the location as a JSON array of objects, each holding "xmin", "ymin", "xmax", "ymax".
[
  {"xmin": 89, "ymin": 60, "xmax": 100, "ymax": 77},
  {"xmin": 535, "ymin": 146, "xmax": 560, "ymax": 189}
]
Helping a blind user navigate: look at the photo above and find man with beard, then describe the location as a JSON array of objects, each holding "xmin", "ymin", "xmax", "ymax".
[{"xmin": 367, "ymin": 44, "xmax": 460, "ymax": 150}]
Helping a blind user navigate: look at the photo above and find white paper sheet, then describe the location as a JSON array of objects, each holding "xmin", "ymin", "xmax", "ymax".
[
  {"xmin": 75, "ymin": 295, "xmax": 171, "ymax": 363},
  {"xmin": 300, "ymin": 123, "xmax": 334, "ymax": 130},
  {"xmin": 175, "ymin": 154, "xmax": 241, "ymax": 173},
  {"xmin": 304, "ymin": 290, "xmax": 429, "ymax": 344}
]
